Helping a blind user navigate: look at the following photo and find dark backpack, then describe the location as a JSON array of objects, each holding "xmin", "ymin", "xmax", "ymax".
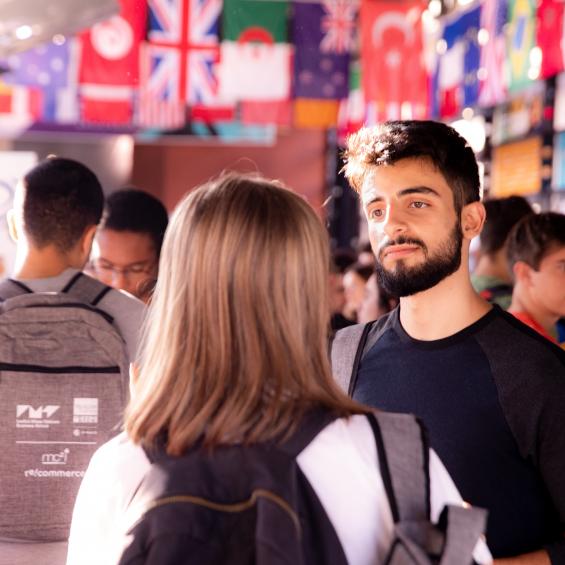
[
  {"xmin": 0, "ymin": 273, "xmax": 130, "ymax": 542},
  {"xmin": 119, "ymin": 409, "xmax": 486, "ymax": 565}
]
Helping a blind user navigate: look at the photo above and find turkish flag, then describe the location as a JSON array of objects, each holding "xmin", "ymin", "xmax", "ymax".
[
  {"xmin": 79, "ymin": 0, "xmax": 146, "ymax": 124},
  {"xmin": 537, "ymin": 0, "xmax": 565, "ymax": 79},
  {"xmin": 361, "ymin": 0, "xmax": 428, "ymax": 121}
]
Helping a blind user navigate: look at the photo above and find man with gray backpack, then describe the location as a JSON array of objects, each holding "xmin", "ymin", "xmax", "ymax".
[{"xmin": 0, "ymin": 158, "xmax": 144, "ymax": 564}]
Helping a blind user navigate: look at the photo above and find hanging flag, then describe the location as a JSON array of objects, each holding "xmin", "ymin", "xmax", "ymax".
[
  {"xmin": 240, "ymin": 100, "xmax": 292, "ymax": 125},
  {"xmin": 537, "ymin": 0, "xmax": 564, "ymax": 79},
  {"xmin": 219, "ymin": 0, "xmax": 291, "ymax": 102},
  {"xmin": 361, "ymin": 1, "xmax": 428, "ymax": 122},
  {"xmin": 435, "ymin": 5, "xmax": 481, "ymax": 119},
  {"xmin": 293, "ymin": 0, "xmax": 357, "ymax": 101},
  {"xmin": 338, "ymin": 60, "xmax": 365, "ymax": 143},
  {"xmin": 2, "ymin": 39, "xmax": 80, "ymax": 123},
  {"xmin": 0, "ymin": 81, "xmax": 42, "ymax": 136},
  {"xmin": 139, "ymin": 0, "xmax": 232, "ymax": 128},
  {"xmin": 479, "ymin": 0, "xmax": 508, "ymax": 107},
  {"xmin": 79, "ymin": 0, "xmax": 147, "ymax": 125},
  {"xmin": 294, "ymin": 98, "xmax": 340, "ymax": 128},
  {"xmin": 507, "ymin": 0, "xmax": 536, "ymax": 92}
]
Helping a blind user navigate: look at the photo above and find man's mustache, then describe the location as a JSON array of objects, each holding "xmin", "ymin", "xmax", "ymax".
[{"xmin": 377, "ymin": 236, "xmax": 428, "ymax": 260}]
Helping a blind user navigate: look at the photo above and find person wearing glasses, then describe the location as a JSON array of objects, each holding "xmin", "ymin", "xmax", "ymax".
[{"xmin": 89, "ymin": 189, "xmax": 168, "ymax": 302}]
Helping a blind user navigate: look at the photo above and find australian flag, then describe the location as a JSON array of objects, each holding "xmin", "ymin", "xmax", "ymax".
[
  {"xmin": 293, "ymin": 0, "xmax": 357, "ymax": 100},
  {"xmin": 2, "ymin": 40, "xmax": 79, "ymax": 123}
]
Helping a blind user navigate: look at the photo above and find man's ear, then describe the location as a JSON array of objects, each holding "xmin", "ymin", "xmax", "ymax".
[
  {"xmin": 80, "ymin": 225, "xmax": 98, "ymax": 259},
  {"xmin": 7, "ymin": 209, "xmax": 19, "ymax": 243},
  {"xmin": 513, "ymin": 260, "xmax": 533, "ymax": 286},
  {"xmin": 461, "ymin": 201, "xmax": 486, "ymax": 241}
]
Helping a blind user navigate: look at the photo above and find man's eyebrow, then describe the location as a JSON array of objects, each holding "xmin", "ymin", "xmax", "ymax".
[
  {"xmin": 363, "ymin": 186, "xmax": 441, "ymax": 207},
  {"xmin": 397, "ymin": 186, "xmax": 441, "ymax": 198}
]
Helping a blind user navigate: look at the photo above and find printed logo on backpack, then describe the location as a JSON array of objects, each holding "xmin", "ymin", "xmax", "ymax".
[{"xmin": 0, "ymin": 274, "xmax": 130, "ymax": 542}]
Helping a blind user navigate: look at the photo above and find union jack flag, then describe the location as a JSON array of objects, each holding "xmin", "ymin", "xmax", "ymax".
[
  {"xmin": 320, "ymin": 0, "xmax": 358, "ymax": 55},
  {"xmin": 138, "ymin": 0, "xmax": 231, "ymax": 128},
  {"xmin": 479, "ymin": 0, "xmax": 508, "ymax": 107}
]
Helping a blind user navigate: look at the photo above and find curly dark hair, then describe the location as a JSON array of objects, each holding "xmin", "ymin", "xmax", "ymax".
[{"xmin": 342, "ymin": 121, "xmax": 481, "ymax": 214}]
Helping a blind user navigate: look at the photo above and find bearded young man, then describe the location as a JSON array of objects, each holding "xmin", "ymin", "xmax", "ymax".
[{"xmin": 332, "ymin": 121, "xmax": 565, "ymax": 565}]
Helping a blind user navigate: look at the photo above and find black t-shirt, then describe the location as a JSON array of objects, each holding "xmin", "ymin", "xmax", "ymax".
[{"xmin": 352, "ymin": 306, "xmax": 565, "ymax": 561}]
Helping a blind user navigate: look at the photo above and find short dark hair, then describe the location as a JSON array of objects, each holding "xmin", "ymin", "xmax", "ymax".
[
  {"xmin": 343, "ymin": 121, "xmax": 481, "ymax": 214},
  {"xmin": 100, "ymin": 189, "xmax": 168, "ymax": 256},
  {"xmin": 22, "ymin": 157, "xmax": 104, "ymax": 252},
  {"xmin": 507, "ymin": 212, "xmax": 565, "ymax": 271},
  {"xmin": 481, "ymin": 196, "xmax": 533, "ymax": 255}
]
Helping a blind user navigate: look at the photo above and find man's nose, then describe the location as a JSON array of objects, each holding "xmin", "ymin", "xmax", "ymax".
[
  {"xmin": 382, "ymin": 205, "xmax": 407, "ymax": 240},
  {"xmin": 112, "ymin": 270, "xmax": 129, "ymax": 289}
]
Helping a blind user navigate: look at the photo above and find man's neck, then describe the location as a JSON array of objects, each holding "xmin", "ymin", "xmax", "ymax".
[
  {"xmin": 13, "ymin": 246, "xmax": 76, "ymax": 280},
  {"xmin": 399, "ymin": 269, "xmax": 492, "ymax": 341}
]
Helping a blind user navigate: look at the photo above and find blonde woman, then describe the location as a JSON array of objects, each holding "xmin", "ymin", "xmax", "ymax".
[{"xmin": 66, "ymin": 174, "xmax": 490, "ymax": 565}]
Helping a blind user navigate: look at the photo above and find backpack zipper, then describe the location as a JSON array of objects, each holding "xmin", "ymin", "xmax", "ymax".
[{"xmin": 143, "ymin": 488, "xmax": 301, "ymax": 534}]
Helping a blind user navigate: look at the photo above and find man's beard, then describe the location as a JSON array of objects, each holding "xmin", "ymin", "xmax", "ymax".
[{"xmin": 375, "ymin": 221, "xmax": 463, "ymax": 297}]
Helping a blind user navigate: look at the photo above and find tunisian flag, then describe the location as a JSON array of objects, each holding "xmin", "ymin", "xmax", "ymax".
[
  {"xmin": 79, "ymin": 0, "xmax": 146, "ymax": 124},
  {"xmin": 361, "ymin": 0, "xmax": 428, "ymax": 121}
]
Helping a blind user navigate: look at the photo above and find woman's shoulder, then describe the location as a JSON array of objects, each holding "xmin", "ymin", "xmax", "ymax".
[{"xmin": 86, "ymin": 432, "xmax": 152, "ymax": 484}]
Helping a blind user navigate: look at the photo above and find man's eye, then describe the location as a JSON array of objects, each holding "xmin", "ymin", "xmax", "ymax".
[
  {"xmin": 369, "ymin": 208, "xmax": 384, "ymax": 219},
  {"xmin": 410, "ymin": 201, "xmax": 428, "ymax": 209},
  {"xmin": 128, "ymin": 265, "xmax": 147, "ymax": 274}
]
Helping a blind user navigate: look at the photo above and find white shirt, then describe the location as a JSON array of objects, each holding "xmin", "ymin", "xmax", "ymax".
[{"xmin": 67, "ymin": 415, "xmax": 491, "ymax": 565}]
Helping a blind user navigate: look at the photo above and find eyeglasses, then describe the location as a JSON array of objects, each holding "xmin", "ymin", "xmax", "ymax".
[{"xmin": 89, "ymin": 258, "xmax": 156, "ymax": 279}]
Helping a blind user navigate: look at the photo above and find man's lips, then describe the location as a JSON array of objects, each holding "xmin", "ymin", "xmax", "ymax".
[{"xmin": 382, "ymin": 244, "xmax": 422, "ymax": 260}]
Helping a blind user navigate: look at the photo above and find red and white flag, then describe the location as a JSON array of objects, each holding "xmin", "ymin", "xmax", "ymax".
[
  {"xmin": 361, "ymin": 0, "xmax": 428, "ymax": 121},
  {"xmin": 537, "ymin": 0, "xmax": 565, "ymax": 80},
  {"xmin": 0, "ymin": 82, "xmax": 42, "ymax": 136},
  {"xmin": 79, "ymin": 0, "xmax": 146, "ymax": 125}
]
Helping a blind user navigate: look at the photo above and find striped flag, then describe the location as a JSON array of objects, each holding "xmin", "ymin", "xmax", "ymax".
[
  {"xmin": 479, "ymin": 0, "xmax": 508, "ymax": 107},
  {"xmin": 138, "ymin": 0, "xmax": 233, "ymax": 129}
]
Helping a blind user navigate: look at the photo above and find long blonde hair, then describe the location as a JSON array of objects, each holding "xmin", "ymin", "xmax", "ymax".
[{"xmin": 125, "ymin": 173, "xmax": 363, "ymax": 455}]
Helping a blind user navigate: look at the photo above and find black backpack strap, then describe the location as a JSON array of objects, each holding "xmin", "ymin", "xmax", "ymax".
[
  {"xmin": 62, "ymin": 272, "xmax": 113, "ymax": 307},
  {"xmin": 366, "ymin": 411, "xmax": 430, "ymax": 523},
  {"xmin": 331, "ymin": 322, "xmax": 373, "ymax": 395},
  {"xmin": 0, "ymin": 279, "xmax": 33, "ymax": 301}
]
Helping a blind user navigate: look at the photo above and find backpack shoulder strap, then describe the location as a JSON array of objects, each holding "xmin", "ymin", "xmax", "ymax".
[
  {"xmin": 331, "ymin": 309, "xmax": 399, "ymax": 396},
  {"xmin": 330, "ymin": 323, "xmax": 373, "ymax": 395},
  {"xmin": 0, "ymin": 279, "xmax": 33, "ymax": 301},
  {"xmin": 278, "ymin": 408, "xmax": 341, "ymax": 459},
  {"xmin": 61, "ymin": 272, "xmax": 113, "ymax": 307},
  {"xmin": 366, "ymin": 411, "xmax": 430, "ymax": 523}
]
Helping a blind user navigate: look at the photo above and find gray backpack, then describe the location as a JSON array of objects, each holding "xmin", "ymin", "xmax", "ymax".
[
  {"xmin": 0, "ymin": 273, "xmax": 130, "ymax": 542},
  {"xmin": 332, "ymin": 323, "xmax": 488, "ymax": 564}
]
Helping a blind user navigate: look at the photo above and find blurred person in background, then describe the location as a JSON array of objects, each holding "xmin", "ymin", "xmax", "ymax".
[
  {"xmin": 471, "ymin": 196, "xmax": 533, "ymax": 309},
  {"xmin": 357, "ymin": 273, "xmax": 399, "ymax": 324},
  {"xmin": 357, "ymin": 241, "xmax": 376, "ymax": 268},
  {"xmin": 329, "ymin": 260, "xmax": 354, "ymax": 331},
  {"xmin": 342, "ymin": 262, "xmax": 373, "ymax": 321},
  {"xmin": 508, "ymin": 212, "xmax": 565, "ymax": 346},
  {"xmin": 89, "ymin": 189, "xmax": 168, "ymax": 303},
  {"xmin": 67, "ymin": 173, "xmax": 489, "ymax": 565}
]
